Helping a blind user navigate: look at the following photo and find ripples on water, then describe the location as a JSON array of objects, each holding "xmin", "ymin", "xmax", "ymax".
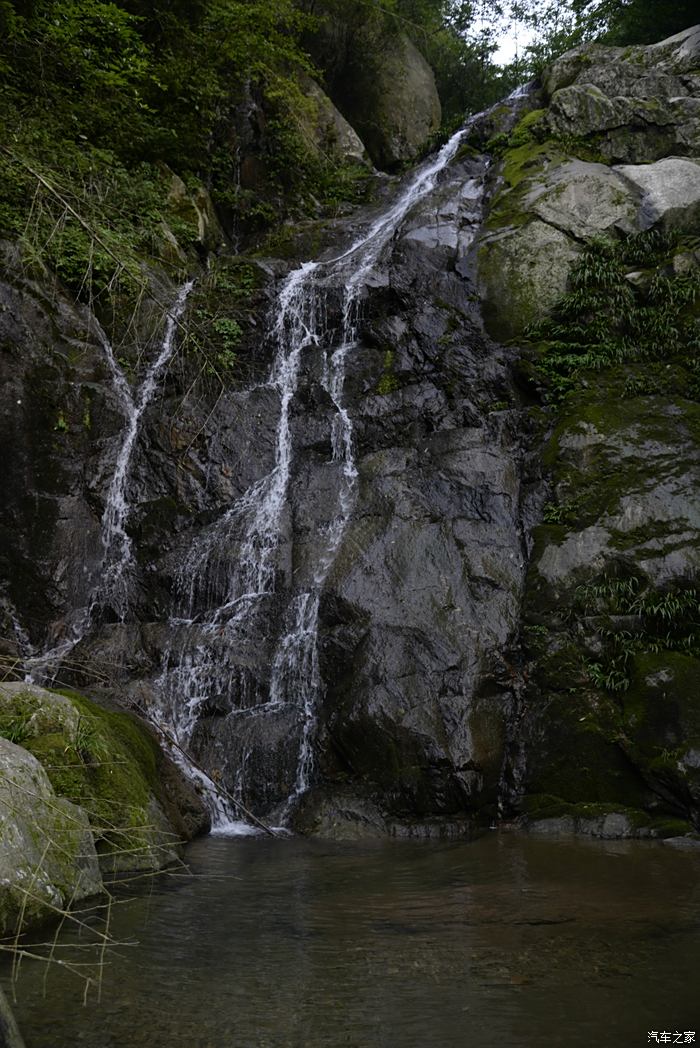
[{"xmin": 3, "ymin": 834, "xmax": 699, "ymax": 1047}]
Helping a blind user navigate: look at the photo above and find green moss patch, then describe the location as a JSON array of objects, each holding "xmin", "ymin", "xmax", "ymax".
[
  {"xmin": 0, "ymin": 685, "xmax": 179, "ymax": 862},
  {"xmin": 519, "ymin": 228, "xmax": 700, "ymax": 827},
  {"xmin": 522, "ymin": 794, "xmax": 692, "ymax": 838}
]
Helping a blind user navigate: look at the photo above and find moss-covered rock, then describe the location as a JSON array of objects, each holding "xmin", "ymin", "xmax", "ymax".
[
  {"xmin": 622, "ymin": 653, "xmax": 700, "ymax": 811},
  {"xmin": 479, "ymin": 219, "xmax": 579, "ymax": 340},
  {"xmin": 523, "ymin": 794, "xmax": 692, "ymax": 839},
  {"xmin": 307, "ymin": 19, "xmax": 441, "ymax": 170},
  {"xmin": 301, "ymin": 77, "xmax": 368, "ymax": 166},
  {"xmin": 477, "ymin": 25, "xmax": 700, "ymax": 341},
  {"xmin": 0, "ymin": 736, "xmax": 102, "ymax": 936},
  {"xmin": 0, "ymin": 682, "xmax": 208, "ymax": 876},
  {"xmin": 512, "ymin": 207, "xmax": 700, "ymax": 834}
]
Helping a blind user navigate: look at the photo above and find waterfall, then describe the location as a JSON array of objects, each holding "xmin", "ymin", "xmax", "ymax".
[
  {"xmin": 26, "ymin": 281, "xmax": 193, "ymax": 682},
  {"xmin": 154, "ymin": 126, "xmax": 470, "ymax": 832},
  {"xmin": 99, "ymin": 280, "xmax": 195, "ymax": 620}
]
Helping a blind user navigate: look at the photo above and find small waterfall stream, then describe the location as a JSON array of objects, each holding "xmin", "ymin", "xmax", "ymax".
[
  {"xmin": 154, "ymin": 126, "xmax": 471, "ymax": 831},
  {"xmin": 26, "ymin": 282, "xmax": 193, "ymax": 681},
  {"xmin": 99, "ymin": 280, "xmax": 195, "ymax": 620}
]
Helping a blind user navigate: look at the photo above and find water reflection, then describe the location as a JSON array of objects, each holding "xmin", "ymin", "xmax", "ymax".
[{"xmin": 3, "ymin": 833, "xmax": 699, "ymax": 1047}]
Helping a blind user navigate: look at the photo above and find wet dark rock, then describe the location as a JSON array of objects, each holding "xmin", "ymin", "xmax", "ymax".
[{"xmin": 2, "ymin": 29, "xmax": 700, "ymax": 841}]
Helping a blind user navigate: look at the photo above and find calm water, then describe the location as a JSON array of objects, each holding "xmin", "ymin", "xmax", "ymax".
[{"xmin": 3, "ymin": 833, "xmax": 699, "ymax": 1047}]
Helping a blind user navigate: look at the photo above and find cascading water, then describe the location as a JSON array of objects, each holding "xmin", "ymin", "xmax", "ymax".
[
  {"xmin": 99, "ymin": 280, "xmax": 195, "ymax": 620},
  {"xmin": 154, "ymin": 125, "xmax": 472, "ymax": 832},
  {"xmin": 26, "ymin": 282, "xmax": 193, "ymax": 682}
]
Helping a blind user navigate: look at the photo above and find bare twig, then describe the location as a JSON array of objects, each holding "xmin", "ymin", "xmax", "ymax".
[{"xmin": 151, "ymin": 720, "xmax": 282, "ymax": 838}]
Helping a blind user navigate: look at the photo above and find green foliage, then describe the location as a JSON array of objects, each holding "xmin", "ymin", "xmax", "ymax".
[
  {"xmin": 0, "ymin": 0, "xmax": 311, "ymax": 161},
  {"xmin": 0, "ymin": 0, "xmax": 352, "ymax": 291},
  {"xmin": 181, "ymin": 259, "xmax": 263, "ymax": 382},
  {"xmin": 497, "ymin": 0, "xmax": 699, "ymax": 76},
  {"xmin": 571, "ymin": 0, "xmax": 699, "ymax": 47},
  {"xmin": 525, "ymin": 231, "xmax": 700, "ymax": 405},
  {"xmin": 0, "ymin": 707, "xmax": 32, "ymax": 746},
  {"xmin": 542, "ymin": 495, "xmax": 580, "ymax": 524},
  {"xmin": 575, "ymin": 573, "xmax": 700, "ymax": 694},
  {"xmin": 53, "ymin": 410, "xmax": 68, "ymax": 433},
  {"xmin": 0, "ymin": 135, "xmax": 180, "ymax": 318}
]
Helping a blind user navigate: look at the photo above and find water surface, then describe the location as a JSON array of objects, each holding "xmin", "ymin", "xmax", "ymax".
[{"xmin": 3, "ymin": 833, "xmax": 699, "ymax": 1047}]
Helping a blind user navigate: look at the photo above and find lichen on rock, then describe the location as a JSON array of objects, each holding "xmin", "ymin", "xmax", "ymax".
[{"xmin": 0, "ymin": 679, "xmax": 209, "ymax": 918}]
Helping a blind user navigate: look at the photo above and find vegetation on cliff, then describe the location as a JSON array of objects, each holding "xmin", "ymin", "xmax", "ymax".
[{"xmin": 1, "ymin": 0, "xmax": 696, "ymax": 313}]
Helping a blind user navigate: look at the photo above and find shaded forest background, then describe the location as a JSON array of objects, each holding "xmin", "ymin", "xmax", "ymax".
[{"xmin": 0, "ymin": 0, "xmax": 697, "ymax": 299}]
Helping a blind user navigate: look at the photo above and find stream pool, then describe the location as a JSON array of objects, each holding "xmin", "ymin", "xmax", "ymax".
[{"xmin": 3, "ymin": 833, "xmax": 699, "ymax": 1047}]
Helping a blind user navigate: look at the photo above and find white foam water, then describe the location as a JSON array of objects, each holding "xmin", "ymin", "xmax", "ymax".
[{"xmin": 154, "ymin": 126, "xmax": 471, "ymax": 829}]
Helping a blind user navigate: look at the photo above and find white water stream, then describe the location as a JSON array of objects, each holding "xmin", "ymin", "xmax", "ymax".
[
  {"xmin": 26, "ymin": 282, "xmax": 193, "ymax": 681},
  {"xmin": 154, "ymin": 126, "xmax": 470, "ymax": 832}
]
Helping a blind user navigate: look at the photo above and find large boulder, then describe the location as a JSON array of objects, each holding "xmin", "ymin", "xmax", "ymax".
[
  {"xmin": 0, "ymin": 682, "xmax": 209, "ymax": 875},
  {"xmin": 341, "ymin": 31, "xmax": 441, "ymax": 170},
  {"xmin": 479, "ymin": 218, "xmax": 581, "ymax": 340},
  {"xmin": 301, "ymin": 77, "xmax": 368, "ymax": 166},
  {"xmin": 0, "ymin": 736, "xmax": 101, "ymax": 935},
  {"xmin": 477, "ymin": 26, "xmax": 700, "ymax": 340},
  {"xmin": 541, "ymin": 26, "xmax": 700, "ymax": 163},
  {"xmin": 614, "ymin": 156, "xmax": 700, "ymax": 231},
  {"xmin": 303, "ymin": 9, "xmax": 441, "ymax": 170},
  {"xmin": 521, "ymin": 160, "xmax": 639, "ymax": 239}
]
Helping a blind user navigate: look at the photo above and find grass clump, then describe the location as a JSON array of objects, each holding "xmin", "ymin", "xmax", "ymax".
[
  {"xmin": 524, "ymin": 230, "xmax": 700, "ymax": 404},
  {"xmin": 573, "ymin": 573, "xmax": 700, "ymax": 695}
]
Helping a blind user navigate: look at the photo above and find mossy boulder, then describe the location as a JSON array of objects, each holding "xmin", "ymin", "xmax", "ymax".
[
  {"xmin": 164, "ymin": 171, "xmax": 225, "ymax": 255},
  {"xmin": 515, "ymin": 216, "xmax": 700, "ymax": 833},
  {"xmin": 531, "ymin": 394, "xmax": 700, "ymax": 592},
  {"xmin": 0, "ymin": 736, "xmax": 102, "ymax": 936},
  {"xmin": 315, "ymin": 27, "xmax": 441, "ymax": 170},
  {"xmin": 614, "ymin": 157, "xmax": 700, "ymax": 232},
  {"xmin": 523, "ymin": 689, "xmax": 650, "ymax": 809},
  {"xmin": 479, "ymin": 219, "xmax": 579, "ymax": 341},
  {"xmin": 477, "ymin": 25, "xmax": 700, "ymax": 340},
  {"xmin": 0, "ymin": 682, "xmax": 208, "ymax": 876},
  {"xmin": 523, "ymin": 794, "xmax": 691, "ymax": 839},
  {"xmin": 520, "ymin": 397, "xmax": 700, "ymax": 825},
  {"xmin": 521, "ymin": 160, "xmax": 638, "ymax": 239},
  {"xmin": 622, "ymin": 653, "xmax": 700, "ymax": 812},
  {"xmin": 301, "ymin": 77, "xmax": 368, "ymax": 166}
]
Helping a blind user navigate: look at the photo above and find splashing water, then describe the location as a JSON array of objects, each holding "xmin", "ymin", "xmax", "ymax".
[{"xmin": 154, "ymin": 126, "xmax": 472, "ymax": 830}]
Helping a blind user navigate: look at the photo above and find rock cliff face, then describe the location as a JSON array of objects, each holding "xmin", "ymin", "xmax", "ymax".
[
  {"xmin": 475, "ymin": 25, "xmax": 700, "ymax": 836},
  {"xmin": 1, "ymin": 27, "xmax": 699, "ymax": 842}
]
